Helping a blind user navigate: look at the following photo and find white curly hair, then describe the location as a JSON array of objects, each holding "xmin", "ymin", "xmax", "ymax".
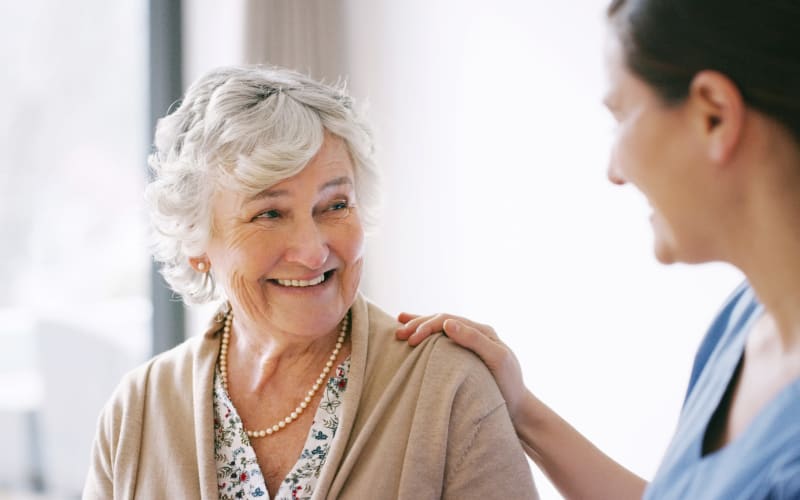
[{"xmin": 145, "ymin": 65, "xmax": 379, "ymax": 304}]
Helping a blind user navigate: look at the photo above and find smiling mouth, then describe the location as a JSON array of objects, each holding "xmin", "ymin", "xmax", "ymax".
[{"xmin": 271, "ymin": 270, "xmax": 334, "ymax": 288}]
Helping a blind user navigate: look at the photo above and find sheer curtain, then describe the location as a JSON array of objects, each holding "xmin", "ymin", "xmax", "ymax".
[{"xmin": 243, "ymin": 0, "xmax": 347, "ymax": 81}]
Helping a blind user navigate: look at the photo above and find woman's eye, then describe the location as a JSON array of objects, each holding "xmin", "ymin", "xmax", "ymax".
[
  {"xmin": 329, "ymin": 200, "xmax": 348, "ymax": 211},
  {"xmin": 255, "ymin": 209, "xmax": 281, "ymax": 220},
  {"xmin": 321, "ymin": 199, "xmax": 352, "ymax": 219}
]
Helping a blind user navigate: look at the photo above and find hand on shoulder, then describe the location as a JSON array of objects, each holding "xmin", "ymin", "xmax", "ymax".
[{"xmin": 396, "ymin": 312, "xmax": 528, "ymax": 421}]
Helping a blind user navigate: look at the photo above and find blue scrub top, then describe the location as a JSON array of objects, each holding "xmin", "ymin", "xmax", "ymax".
[{"xmin": 645, "ymin": 283, "xmax": 800, "ymax": 499}]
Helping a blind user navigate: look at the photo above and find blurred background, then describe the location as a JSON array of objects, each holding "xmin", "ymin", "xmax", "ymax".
[{"xmin": 0, "ymin": 1, "xmax": 742, "ymax": 498}]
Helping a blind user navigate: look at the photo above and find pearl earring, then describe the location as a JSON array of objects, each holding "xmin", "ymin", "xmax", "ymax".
[{"xmin": 197, "ymin": 262, "xmax": 207, "ymax": 272}]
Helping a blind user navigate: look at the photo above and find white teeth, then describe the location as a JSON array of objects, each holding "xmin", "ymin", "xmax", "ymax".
[{"xmin": 276, "ymin": 274, "xmax": 326, "ymax": 287}]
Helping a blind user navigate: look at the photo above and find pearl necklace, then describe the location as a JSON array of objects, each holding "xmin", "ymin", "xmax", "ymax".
[{"xmin": 219, "ymin": 309, "xmax": 349, "ymax": 439}]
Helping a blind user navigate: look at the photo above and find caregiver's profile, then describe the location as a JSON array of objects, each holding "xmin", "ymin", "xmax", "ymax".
[{"xmin": 399, "ymin": 0, "xmax": 800, "ymax": 498}]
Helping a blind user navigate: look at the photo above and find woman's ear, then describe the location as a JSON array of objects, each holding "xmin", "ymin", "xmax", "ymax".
[
  {"xmin": 687, "ymin": 70, "xmax": 745, "ymax": 164},
  {"xmin": 189, "ymin": 255, "xmax": 210, "ymax": 273}
]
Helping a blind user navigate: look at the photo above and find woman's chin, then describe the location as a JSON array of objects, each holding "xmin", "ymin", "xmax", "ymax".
[
  {"xmin": 654, "ymin": 250, "xmax": 677, "ymax": 265},
  {"xmin": 263, "ymin": 297, "xmax": 353, "ymax": 338},
  {"xmin": 652, "ymin": 236, "xmax": 679, "ymax": 265},
  {"xmin": 261, "ymin": 314, "xmax": 341, "ymax": 341},
  {"xmin": 649, "ymin": 216, "xmax": 680, "ymax": 265}
]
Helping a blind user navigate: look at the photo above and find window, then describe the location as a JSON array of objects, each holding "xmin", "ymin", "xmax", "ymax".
[{"xmin": 0, "ymin": 1, "xmax": 149, "ymax": 496}]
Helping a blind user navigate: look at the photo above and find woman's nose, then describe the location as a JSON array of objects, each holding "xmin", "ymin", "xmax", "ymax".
[
  {"xmin": 283, "ymin": 218, "xmax": 330, "ymax": 269},
  {"xmin": 606, "ymin": 156, "xmax": 627, "ymax": 186}
]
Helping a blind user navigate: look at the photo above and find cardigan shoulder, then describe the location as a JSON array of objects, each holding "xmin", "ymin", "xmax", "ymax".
[
  {"xmin": 85, "ymin": 334, "xmax": 220, "ymax": 499},
  {"xmin": 331, "ymin": 298, "xmax": 535, "ymax": 499},
  {"xmin": 105, "ymin": 334, "xmax": 215, "ymax": 414},
  {"xmin": 360, "ymin": 299, "xmax": 506, "ymax": 417},
  {"xmin": 92, "ymin": 333, "xmax": 216, "ymax": 464}
]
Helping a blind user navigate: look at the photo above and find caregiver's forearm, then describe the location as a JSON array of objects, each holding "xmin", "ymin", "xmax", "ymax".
[{"xmin": 515, "ymin": 390, "xmax": 647, "ymax": 500}]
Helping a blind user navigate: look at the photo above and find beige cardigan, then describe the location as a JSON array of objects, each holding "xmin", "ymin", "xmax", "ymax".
[{"xmin": 83, "ymin": 295, "xmax": 537, "ymax": 499}]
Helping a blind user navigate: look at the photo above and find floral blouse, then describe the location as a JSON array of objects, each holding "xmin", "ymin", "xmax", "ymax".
[{"xmin": 213, "ymin": 357, "xmax": 350, "ymax": 500}]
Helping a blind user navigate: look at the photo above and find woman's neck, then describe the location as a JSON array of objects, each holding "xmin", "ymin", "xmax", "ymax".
[
  {"xmin": 731, "ymin": 123, "xmax": 800, "ymax": 352},
  {"xmin": 745, "ymin": 270, "xmax": 800, "ymax": 353},
  {"xmin": 736, "ymin": 185, "xmax": 800, "ymax": 352},
  {"xmin": 228, "ymin": 314, "xmax": 344, "ymax": 393}
]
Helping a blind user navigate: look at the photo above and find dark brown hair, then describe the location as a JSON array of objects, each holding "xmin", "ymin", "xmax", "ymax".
[{"xmin": 607, "ymin": 0, "xmax": 800, "ymax": 140}]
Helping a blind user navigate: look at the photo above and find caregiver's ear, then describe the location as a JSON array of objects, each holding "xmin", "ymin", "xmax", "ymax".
[{"xmin": 687, "ymin": 70, "xmax": 745, "ymax": 164}]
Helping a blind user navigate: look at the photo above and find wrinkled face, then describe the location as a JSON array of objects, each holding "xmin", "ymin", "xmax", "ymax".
[
  {"xmin": 603, "ymin": 32, "xmax": 714, "ymax": 265},
  {"xmin": 205, "ymin": 134, "xmax": 364, "ymax": 338}
]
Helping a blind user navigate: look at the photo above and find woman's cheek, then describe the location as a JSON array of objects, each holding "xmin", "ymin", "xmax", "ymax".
[
  {"xmin": 340, "ymin": 223, "xmax": 365, "ymax": 295},
  {"xmin": 228, "ymin": 270, "xmax": 267, "ymax": 320},
  {"xmin": 349, "ymin": 230, "xmax": 366, "ymax": 263}
]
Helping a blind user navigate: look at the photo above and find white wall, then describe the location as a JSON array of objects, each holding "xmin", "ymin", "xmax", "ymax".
[{"xmin": 343, "ymin": 1, "xmax": 743, "ymax": 498}]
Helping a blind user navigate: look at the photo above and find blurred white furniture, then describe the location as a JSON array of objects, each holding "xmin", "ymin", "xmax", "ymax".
[
  {"xmin": 35, "ymin": 319, "xmax": 136, "ymax": 498},
  {"xmin": 0, "ymin": 312, "xmax": 42, "ymax": 493},
  {"xmin": 0, "ymin": 302, "xmax": 149, "ymax": 499}
]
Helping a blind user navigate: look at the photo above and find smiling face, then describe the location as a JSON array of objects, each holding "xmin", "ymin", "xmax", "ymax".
[
  {"xmin": 204, "ymin": 134, "xmax": 364, "ymax": 339},
  {"xmin": 603, "ymin": 32, "xmax": 721, "ymax": 265}
]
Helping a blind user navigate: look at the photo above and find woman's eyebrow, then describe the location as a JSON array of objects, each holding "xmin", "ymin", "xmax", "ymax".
[
  {"xmin": 320, "ymin": 176, "xmax": 353, "ymax": 192},
  {"xmin": 246, "ymin": 176, "xmax": 353, "ymax": 203},
  {"xmin": 247, "ymin": 188, "xmax": 288, "ymax": 202}
]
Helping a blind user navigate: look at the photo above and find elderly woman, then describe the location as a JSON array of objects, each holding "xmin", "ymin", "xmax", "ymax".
[{"xmin": 82, "ymin": 66, "xmax": 536, "ymax": 499}]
